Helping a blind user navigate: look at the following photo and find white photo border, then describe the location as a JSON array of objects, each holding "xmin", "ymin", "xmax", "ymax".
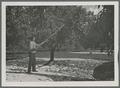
[{"xmin": 1, "ymin": 1, "xmax": 119, "ymax": 87}]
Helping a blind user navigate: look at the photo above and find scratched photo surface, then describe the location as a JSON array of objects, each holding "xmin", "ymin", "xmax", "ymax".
[
  {"xmin": 6, "ymin": 5, "xmax": 115, "ymax": 82},
  {"xmin": 1, "ymin": 1, "xmax": 119, "ymax": 87}
]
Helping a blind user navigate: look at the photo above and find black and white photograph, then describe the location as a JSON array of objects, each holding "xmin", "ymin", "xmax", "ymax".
[{"xmin": 1, "ymin": 1, "xmax": 119, "ymax": 87}]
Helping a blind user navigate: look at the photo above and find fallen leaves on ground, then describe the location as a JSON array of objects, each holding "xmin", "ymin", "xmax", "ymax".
[{"xmin": 6, "ymin": 57, "xmax": 107, "ymax": 81}]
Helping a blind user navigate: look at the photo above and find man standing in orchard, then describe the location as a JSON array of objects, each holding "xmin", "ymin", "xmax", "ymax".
[
  {"xmin": 27, "ymin": 36, "xmax": 46, "ymax": 73},
  {"xmin": 27, "ymin": 36, "xmax": 38, "ymax": 73}
]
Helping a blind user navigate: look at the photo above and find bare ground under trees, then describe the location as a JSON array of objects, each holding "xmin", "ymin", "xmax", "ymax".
[{"xmin": 6, "ymin": 52, "xmax": 113, "ymax": 81}]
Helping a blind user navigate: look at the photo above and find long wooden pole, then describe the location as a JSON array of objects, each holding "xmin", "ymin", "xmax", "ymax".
[{"xmin": 37, "ymin": 24, "xmax": 64, "ymax": 47}]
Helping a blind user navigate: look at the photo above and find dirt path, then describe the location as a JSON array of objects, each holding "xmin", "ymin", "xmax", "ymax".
[{"xmin": 6, "ymin": 72, "xmax": 53, "ymax": 82}]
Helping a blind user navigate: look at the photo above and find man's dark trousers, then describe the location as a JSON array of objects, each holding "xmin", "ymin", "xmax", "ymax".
[{"xmin": 28, "ymin": 52, "xmax": 36, "ymax": 73}]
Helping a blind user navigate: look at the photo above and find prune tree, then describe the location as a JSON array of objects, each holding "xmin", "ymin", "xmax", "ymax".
[
  {"xmin": 6, "ymin": 6, "xmax": 46, "ymax": 51},
  {"xmin": 85, "ymin": 5, "xmax": 114, "ymax": 55},
  {"xmin": 98, "ymin": 5, "xmax": 114, "ymax": 55},
  {"xmin": 42, "ymin": 6, "xmax": 94, "ymax": 63}
]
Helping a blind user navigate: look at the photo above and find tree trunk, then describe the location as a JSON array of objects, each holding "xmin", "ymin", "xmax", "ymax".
[
  {"xmin": 41, "ymin": 46, "xmax": 56, "ymax": 66},
  {"xmin": 50, "ymin": 47, "xmax": 55, "ymax": 61}
]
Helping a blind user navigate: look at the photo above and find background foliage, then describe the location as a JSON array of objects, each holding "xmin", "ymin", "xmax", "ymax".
[{"xmin": 6, "ymin": 5, "xmax": 114, "ymax": 52}]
